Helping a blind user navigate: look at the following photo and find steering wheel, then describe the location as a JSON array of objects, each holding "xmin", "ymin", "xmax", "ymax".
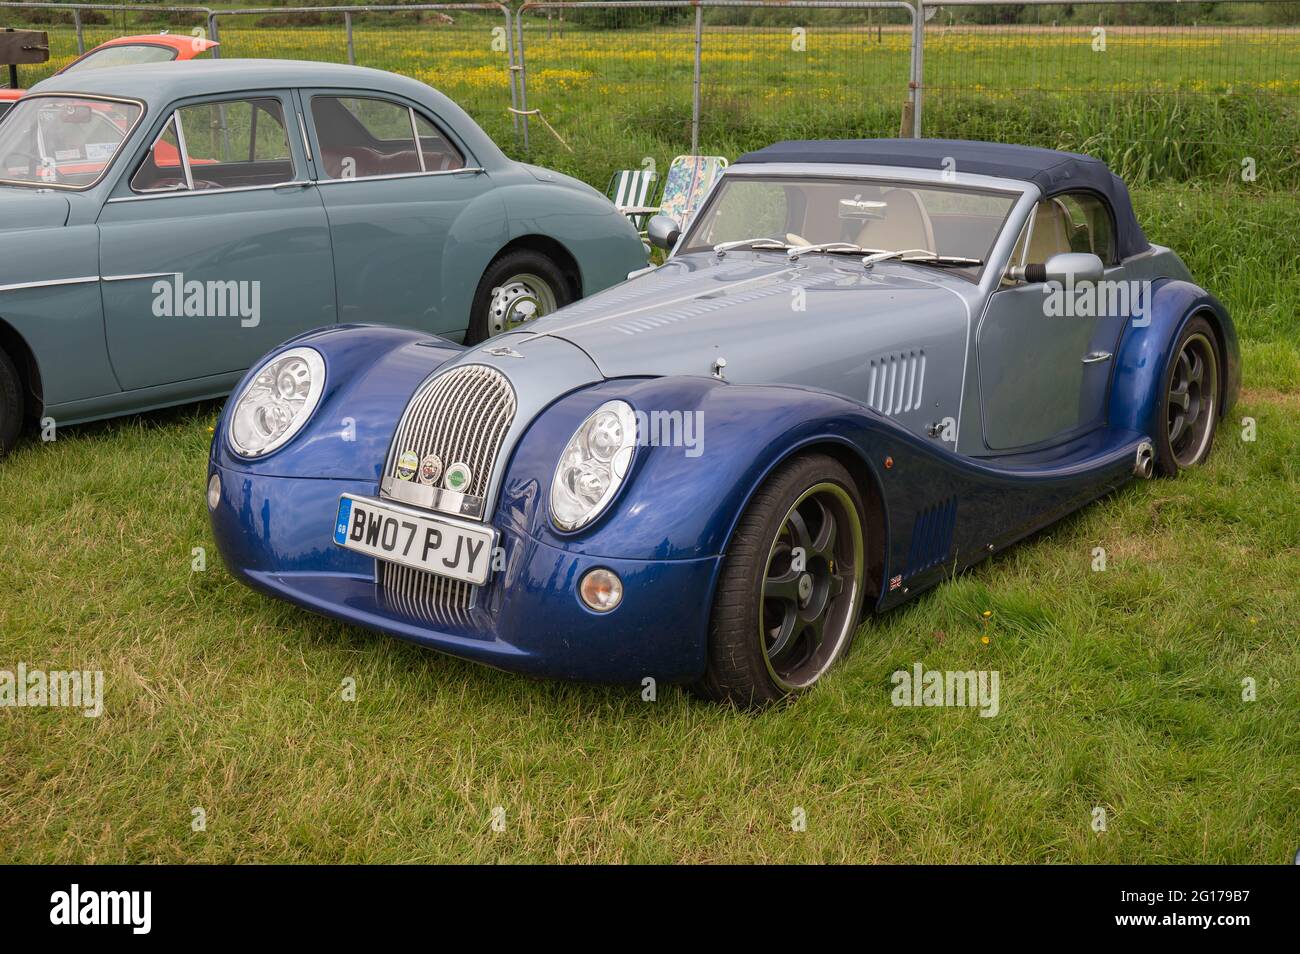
[{"xmin": 785, "ymin": 232, "xmax": 812, "ymax": 247}]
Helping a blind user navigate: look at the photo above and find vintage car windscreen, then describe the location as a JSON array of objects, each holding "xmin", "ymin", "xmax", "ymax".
[
  {"xmin": 681, "ymin": 176, "xmax": 1019, "ymax": 278},
  {"xmin": 0, "ymin": 95, "xmax": 142, "ymax": 189}
]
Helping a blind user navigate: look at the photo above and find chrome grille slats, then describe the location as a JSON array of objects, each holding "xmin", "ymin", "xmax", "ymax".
[{"xmin": 377, "ymin": 364, "xmax": 517, "ymax": 624}]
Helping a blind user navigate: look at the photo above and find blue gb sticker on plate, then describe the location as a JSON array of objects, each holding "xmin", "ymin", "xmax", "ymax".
[{"xmin": 334, "ymin": 497, "xmax": 353, "ymax": 545}]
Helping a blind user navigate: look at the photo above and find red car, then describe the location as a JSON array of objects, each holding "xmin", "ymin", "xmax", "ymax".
[{"xmin": 0, "ymin": 33, "xmax": 219, "ymax": 119}]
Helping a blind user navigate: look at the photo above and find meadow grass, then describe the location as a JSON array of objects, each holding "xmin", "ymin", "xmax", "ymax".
[{"xmin": 1, "ymin": 17, "xmax": 1297, "ymax": 864}]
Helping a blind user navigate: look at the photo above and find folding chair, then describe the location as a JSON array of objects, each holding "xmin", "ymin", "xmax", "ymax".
[
  {"xmin": 607, "ymin": 168, "xmax": 660, "ymax": 232},
  {"xmin": 619, "ymin": 155, "xmax": 729, "ymax": 234}
]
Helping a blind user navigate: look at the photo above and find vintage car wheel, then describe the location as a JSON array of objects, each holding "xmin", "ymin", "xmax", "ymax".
[
  {"xmin": 698, "ymin": 454, "xmax": 866, "ymax": 707},
  {"xmin": 1156, "ymin": 317, "xmax": 1221, "ymax": 476},
  {"xmin": 0, "ymin": 347, "xmax": 22, "ymax": 457},
  {"xmin": 467, "ymin": 251, "xmax": 570, "ymax": 343}
]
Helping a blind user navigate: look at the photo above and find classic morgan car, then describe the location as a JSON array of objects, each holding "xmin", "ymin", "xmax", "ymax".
[
  {"xmin": 0, "ymin": 33, "xmax": 220, "ymax": 120},
  {"xmin": 208, "ymin": 139, "xmax": 1239, "ymax": 706},
  {"xmin": 0, "ymin": 60, "xmax": 645, "ymax": 455}
]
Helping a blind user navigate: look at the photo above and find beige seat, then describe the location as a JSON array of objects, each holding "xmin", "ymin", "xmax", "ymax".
[
  {"xmin": 855, "ymin": 188, "xmax": 936, "ymax": 252},
  {"xmin": 1027, "ymin": 198, "xmax": 1071, "ymax": 263}
]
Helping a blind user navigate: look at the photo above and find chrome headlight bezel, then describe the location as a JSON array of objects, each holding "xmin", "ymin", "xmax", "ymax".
[
  {"xmin": 549, "ymin": 400, "xmax": 638, "ymax": 533},
  {"xmin": 226, "ymin": 346, "xmax": 326, "ymax": 459}
]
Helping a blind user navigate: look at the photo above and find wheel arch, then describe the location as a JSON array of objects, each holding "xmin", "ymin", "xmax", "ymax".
[
  {"xmin": 0, "ymin": 315, "xmax": 43, "ymax": 421},
  {"xmin": 489, "ymin": 234, "xmax": 583, "ymax": 300},
  {"xmin": 724, "ymin": 437, "xmax": 890, "ymax": 614}
]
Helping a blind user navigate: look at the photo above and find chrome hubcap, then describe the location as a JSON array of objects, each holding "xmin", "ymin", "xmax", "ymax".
[
  {"xmin": 1167, "ymin": 332, "xmax": 1218, "ymax": 467},
  {"xmin": 759, "ymin": 482, "xmax": 864, "ymax": 691},
  {"xmin": 487, "ymin": 273, "xmax": 558, "ymax": 337}
]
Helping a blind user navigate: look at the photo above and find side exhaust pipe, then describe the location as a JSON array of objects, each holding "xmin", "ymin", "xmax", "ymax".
[{"xmin": 1134, "ymin": 441, "xmax": 1154, "ymax": 479}]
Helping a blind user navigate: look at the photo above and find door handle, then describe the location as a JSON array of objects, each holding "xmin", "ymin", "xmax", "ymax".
[{"xmin": 1082, "ymin": 351, "xmax": 1113, "ymax": 364}]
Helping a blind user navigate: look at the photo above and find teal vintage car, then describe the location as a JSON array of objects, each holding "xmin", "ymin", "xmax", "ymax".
[{"xmin": 0, "ymin": 60, "xmax": 646, "ymax": 456}]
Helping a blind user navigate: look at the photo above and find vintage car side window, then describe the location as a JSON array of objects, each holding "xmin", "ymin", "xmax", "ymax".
[
  {"xmin": 1054, "ymin": 193, "xmax": 1116, "ymax": 264},
  {"xmin": 131, "ymin": 98, "xmax": 294, "ymax": 194},
  {"xmin": 312, "ymin": 96, "xmax": 425, "ymax": 179},
  {"xmin": 414, "ymin": 113, "xmax": 465, "ymax": 172},
  {"xmin": 130, "ymin": 115, "xmax": 187, "ymax": 192}
]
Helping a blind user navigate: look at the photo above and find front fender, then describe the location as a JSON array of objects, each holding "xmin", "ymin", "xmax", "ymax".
[
  {"xmin": 1110, "ymin": 279, "xmax": 1240, "ymax": 438},
  {"xmin": 494, "ymin": 178, "xmax": 646, "ymax": 294},
  {"xmin": 210, "ymin": 324, "xmax": 463, "ymax": 480}
]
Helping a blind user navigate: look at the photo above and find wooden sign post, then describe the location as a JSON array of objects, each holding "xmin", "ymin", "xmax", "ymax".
[{"xmin": 0, "ymin": 28, "xmax": 51, "ymax": 92}]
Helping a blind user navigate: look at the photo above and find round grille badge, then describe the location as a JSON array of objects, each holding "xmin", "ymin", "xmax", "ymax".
[
  {"xmin": 419, "ymin": 454, "xmax": 443, "ymax": 486},
  {"xmin": 444, "ymin": 462, "xmax": 472, "ymax": 493},
  {"xmin": 396, "ymin": 450, "xmax": 419, "ymax": 481}
]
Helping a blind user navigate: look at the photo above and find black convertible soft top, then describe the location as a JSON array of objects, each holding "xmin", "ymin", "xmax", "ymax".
[{"xmin": 736, "ymin": 138, "xmax": 1150, "ymax": 260}]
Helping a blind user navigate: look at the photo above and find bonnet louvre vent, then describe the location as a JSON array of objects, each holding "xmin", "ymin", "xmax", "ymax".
[{"xmin": 866, "ymin": 349, "xmax": 925, "ymax": 415}]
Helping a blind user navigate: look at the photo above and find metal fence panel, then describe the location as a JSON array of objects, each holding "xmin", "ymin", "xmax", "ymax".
[
  {"xmin": 516, "ymin": 1, "xmax": 702, "ymax": 154},
  {"xmin": 696, "ymin": 1, "xmax": 918, "ymax": 148},
  {"xmin": 515, "ymin": 0, "xmax": 919, "ymax": 158},
  {"xmin": 917, "ymin": 0, "xmax": 1300, "ymax": 189}
]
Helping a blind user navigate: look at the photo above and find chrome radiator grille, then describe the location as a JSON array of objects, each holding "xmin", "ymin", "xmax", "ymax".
[{"xmin": 377, "ymin": 364, "xmax": 516, "ymax": 624}]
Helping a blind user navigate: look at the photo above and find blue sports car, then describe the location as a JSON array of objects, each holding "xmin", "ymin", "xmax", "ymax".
[{"xmin": 209, "ymin": 139, "xmax": 1239, "ymax": 706}]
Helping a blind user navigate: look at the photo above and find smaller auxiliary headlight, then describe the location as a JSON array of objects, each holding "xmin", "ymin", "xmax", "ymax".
[
  {"xmin": 207, "ymin": 472, "xmax": 222, "ymax": 511},
  {"xmin": 579, "ymin": 568, "xmax": 623, "ymax": 613}
]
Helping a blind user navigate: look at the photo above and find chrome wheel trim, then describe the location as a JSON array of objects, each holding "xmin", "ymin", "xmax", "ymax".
[
  {"xmin": 1167, "ymin": 332, "xmax": 1218, "ymax": 468},
  {"xmin": 486, "ymin": 273, "xmax": 559, "ymax": 337},
  {"xmin": 759, "ymin": 481, "xmax": 865, "ymax": 692}
]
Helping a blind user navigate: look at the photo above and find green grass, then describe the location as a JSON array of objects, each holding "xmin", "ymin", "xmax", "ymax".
[{"xmin": 2, "ymin": 14, "xmax": 1299, "ymax": 864}]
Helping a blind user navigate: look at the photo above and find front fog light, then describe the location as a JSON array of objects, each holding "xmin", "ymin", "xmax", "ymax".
[
  {"xmin": 207, "ymin": 472, "xmax": 222, "ymax": 510},
  {"xmin": 579, "ymin": 568, "xmax": 623, "ymax": 613}
]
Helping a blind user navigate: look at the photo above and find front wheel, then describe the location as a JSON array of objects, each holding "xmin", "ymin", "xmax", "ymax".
[
  {"xmin": 1155, "ymin": 316, "xmax": 1221, "ymax": 476},
  {"xmin": 696, "ymin": 454, "xmax": 867, "ymax": 708},
  {"xmin": 465, "ymin": 250, "xmax": 571, "ymax": 344}
]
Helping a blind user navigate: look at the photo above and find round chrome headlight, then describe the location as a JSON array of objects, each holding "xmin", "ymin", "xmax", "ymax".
[
  {"xmin": 550, "ymin": 400, "xmax": 637, "ymax": 532},
  {"xmin": 227, "ymin": 347, "xmax": 326, "ymax": 458}
]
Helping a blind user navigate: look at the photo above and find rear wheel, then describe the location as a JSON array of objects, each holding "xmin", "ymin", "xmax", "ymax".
[
  {"xmin": 696, "ymin": 454, "xmax": 867, "ymax": 708},
  {"xmin": 1156, "ymin": 316, "xmax": 1221, "ymax": 476},
  {"xmin": 0, "ymin": 347, "xmax": 22, "ymax": 458},
  {"xmin": 466, "ymin": 250, "xmax": 571, "ymax": 344}
]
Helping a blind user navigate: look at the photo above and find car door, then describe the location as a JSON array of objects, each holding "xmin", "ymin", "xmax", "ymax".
[
  {"xmin": 302, "ymin": 91, "xmax": 498, "ymax": 335},
  {"xmin": 97, "ymin": 92, "xmax": 336, "ymax": 391},
  {"xmin": 976, "ymin": 193, "xmax": 1130, "ymax": 450}
]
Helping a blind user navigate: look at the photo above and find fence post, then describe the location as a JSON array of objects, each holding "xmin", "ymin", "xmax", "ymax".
[
  {"xmin": 515, "ymin": 6, "xmax": 530, "ymax": 151},
  {"xmin": 505, "ymin": 7, "xmax": 518, "ymax": 135},
  {"xmin": 911, "ymin": 1, "xmax": 924, "ymax": 137},
  {"xmin": 691, "ymin": 3, "xmax": 702, "ymax": 154},
  {"xmin": 73, "ymin": 9, "xmax": 84, "ymax": 55},
  {"xmin": 208, "ymin": 12, "xmax": 221, "ymax": 58},
  {"xmin": 345, "ymin": 11, "xmax": 355, "ymax": 64}
]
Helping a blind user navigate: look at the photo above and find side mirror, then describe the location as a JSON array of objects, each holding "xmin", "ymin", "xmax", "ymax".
[
  {"xmin": 647, "ymin": 214, "xmax": 681, "ymax": 252},
  {"xmin": 1013, "ymin": 251, "xmax": 1105, "ymax": 285},
  {"xmin": 1044, "ymin": 252, "xmax": 1104, "ymax": 285}
]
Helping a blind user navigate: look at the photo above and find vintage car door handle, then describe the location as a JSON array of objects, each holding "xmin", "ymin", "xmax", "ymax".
[{"xmin": 1082, "ymin": 351, "xmax": 1113, "ymax": 364}]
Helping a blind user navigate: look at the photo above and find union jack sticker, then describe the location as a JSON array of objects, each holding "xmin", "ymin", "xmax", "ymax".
[{"xmin": 889, "ymin": 574, "xmax": 903, "ymax": 592}]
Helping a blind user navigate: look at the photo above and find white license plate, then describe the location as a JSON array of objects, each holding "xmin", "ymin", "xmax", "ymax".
[{"xmin": 333, "ymin": 494, "xmax": 496, "ymax": 586}]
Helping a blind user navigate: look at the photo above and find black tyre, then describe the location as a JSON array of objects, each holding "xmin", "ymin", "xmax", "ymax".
[
  {"xmin": 696, "ymin": 454, "xmax": 867, "ymax": 708},
  {"xmin": 465, "ymin": 250, "xmax": 572, "ymax": 344},
  {"xmin": 1155, "ymin": 316, "xmax": 1221, "ymax": 476},
  {"xmin": 0, "ymin": 347, "xmax": 22, "ymax": 458}
]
